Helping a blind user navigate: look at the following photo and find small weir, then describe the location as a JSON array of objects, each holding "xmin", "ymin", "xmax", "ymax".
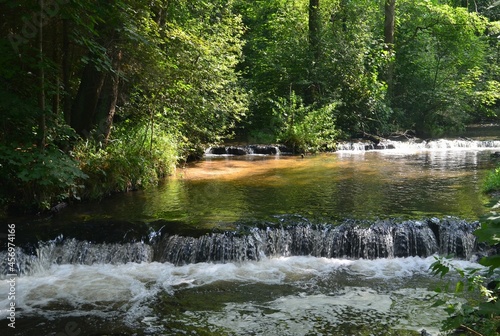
[
  {"xmin": 205, "ymin": 144, "xmax": 292, "ymax": 156},
  {"xmin": 335, "ymin": 139, "xmax": 500, "ymax": 152},
  {"xmin": 2, "ymin": 217, "xmax": 481, "ymax": 277},
  {"xmin": 205, "ymin": 139, "xmax": 500, "ymax": 155}
]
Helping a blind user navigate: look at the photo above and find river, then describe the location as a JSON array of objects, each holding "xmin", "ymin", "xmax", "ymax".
[{"xmin": 1, "ymin": 136, "xmax": 499, "ymax": 335}]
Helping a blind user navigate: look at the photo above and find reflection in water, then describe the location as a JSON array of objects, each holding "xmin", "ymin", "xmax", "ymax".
[
  {"xmin": 52, "ymin": 148, "xmax": 496, "ymax": 230},
  {"xmin": 47, "ymin": 149, "xmax": 495, "ymax": 230},
  {"xmin": 143, "ymin": 149, "xmax": 494, "ymax": 228}
]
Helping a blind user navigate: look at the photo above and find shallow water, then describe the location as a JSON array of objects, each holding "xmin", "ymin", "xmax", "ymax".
[{"xmin": 48, "ymin": 146, "xmax": 497, "ymax": 233}]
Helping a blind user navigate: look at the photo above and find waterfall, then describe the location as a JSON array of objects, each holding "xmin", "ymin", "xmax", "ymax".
[
  {"xmin": 2, "ymin": 236, "xmax": 153, "ymax": 276},
  {"xmin": 153, "ymin": 218, "xmax": 478, "ymax": 265},
  {"xmin": 205, "ymin": 145, "xmax": 289, "ymax": 156},
  {"xmin": 1, "ymin": 217, "xmax": 481, "ymax": 277},
  {"xmin": 335, "ymin": 139, "xmax": 500, "ymax": 152}
]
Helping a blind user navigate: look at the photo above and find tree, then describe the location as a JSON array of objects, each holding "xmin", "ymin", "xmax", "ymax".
[
  {"xmin": 393, "ymin": 1, "xmax": 489, "ymax": 136},
  {"xmin": 384, "ymin": 0, "xmax": 396, "ymax": 98},
  {"xmin": 308, "ymin": 0, "xmax": 321, "ymax": 103}
]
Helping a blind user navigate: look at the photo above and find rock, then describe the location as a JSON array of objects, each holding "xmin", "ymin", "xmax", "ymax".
[
  {"xmin": 226, "ymin": 146, "xmax": 247, "ymax": 155},
  {"xmin": 50, "ymin": 202, "xmax": 67, "ymax": 213},
  {"xmin": 248, "ymin": 145, "xmax": 278, "ymax": 155}
]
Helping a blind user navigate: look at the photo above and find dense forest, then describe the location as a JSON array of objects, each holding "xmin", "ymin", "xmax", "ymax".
[{"xmin": 1, "ymin": 0, "xmax": 499, "ymax": 213}]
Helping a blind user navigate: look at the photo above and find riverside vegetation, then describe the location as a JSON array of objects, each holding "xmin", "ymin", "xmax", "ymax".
[
  {"xmin": 1, "ymin": 2, "xmax": 500, "ymax": 333},
  {"xmin": 1, "ymin": 0, "xmax": 499, "ymax": 214}
]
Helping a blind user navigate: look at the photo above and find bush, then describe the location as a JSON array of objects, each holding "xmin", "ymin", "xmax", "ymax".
[
  {"xmin": 274, "ymin": 92, "xmax": 340, "ymax": 153},
  {"xmin": 483, "ymin": 167, "xmax": 500, "ymax": 194},
  {"xmin": 429, "ymin": 217, "xmax": 500, "ymax": 335},
  {"xmin": 0, "ymin": 144, "xmax": 88, "ymax": 212},
  {"xmin": 73, "ymin": 121, "xmax": 179, "ymax": 200}
]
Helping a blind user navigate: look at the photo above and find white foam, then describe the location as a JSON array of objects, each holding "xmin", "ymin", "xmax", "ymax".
[
  {"xmin": 336, "ymin": 139, "xmax": 500, "ymax": 153},
  {"xmin": 0, "ymin": 256, "xmax": 484, "ymax": 332}
]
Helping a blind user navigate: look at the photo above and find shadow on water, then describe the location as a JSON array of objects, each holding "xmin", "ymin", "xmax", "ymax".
[{"xmin": 32, "ymin": 147, "xmax": 496, "ymax": 233}]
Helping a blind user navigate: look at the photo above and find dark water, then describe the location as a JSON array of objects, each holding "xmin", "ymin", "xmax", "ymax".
[{"xmin": 1, "ymin": 139, "xmax": 499, "ymax": 335}]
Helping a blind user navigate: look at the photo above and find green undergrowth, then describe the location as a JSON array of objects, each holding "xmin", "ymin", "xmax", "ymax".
[
  {"xmin": 273, "ymin": 92, "xmax": 341, "ymax": 153},
  {"xmin": 0, "ymin": 121, "xmax": 180, "ymax": 214},
  {"xmin": 73, "ymin": 121, "xmax": 179, "ymax": 201},
  {"xmin": 430, "ymin": 213, "xmax": 500, "ymax": 335},
  {"xmin": 484, "ymin": 167, "xmax": 500, "ymax": 195}
]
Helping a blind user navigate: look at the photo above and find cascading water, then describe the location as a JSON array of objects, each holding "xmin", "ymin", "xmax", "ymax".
[
  {"xmin": 335, "ymin": 139, "xmax": 500, "ymax": 152},
  {"xmin": 0, "ymin": 217, "xmax": 490, "ymax": 336},
  {"xmin": 1, "ymin": 217, "xmax": 481, "ymax": 276},
  {"xmin": 154, "ymin": 218, "xmax": 480, "ymax": 265},
  {"xmin": 204, "ymin": 139, "xmax": 500, "ymax": 154}
]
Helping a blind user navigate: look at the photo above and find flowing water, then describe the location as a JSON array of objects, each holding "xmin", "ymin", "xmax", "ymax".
[{"xmin": 1, "ymin": 137, "xmax": 500, "ymax": 335}]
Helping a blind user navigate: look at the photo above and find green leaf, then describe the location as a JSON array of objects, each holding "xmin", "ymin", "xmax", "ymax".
[
  {"xmin": 475, "ymin": 221, "xmax": 500, "ymax": 244},
  {"xmin": 431, "ymin": 299, "xmax": 447, "ymax": 307}
]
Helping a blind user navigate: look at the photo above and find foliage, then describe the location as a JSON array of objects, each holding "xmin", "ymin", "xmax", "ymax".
[
  {"xmin": 234, "ymin": 0, "xmax": 310, "ymax": 136},
  {"xmin": 73, "ymin": 121, "xmax": 178, "ymax": 200},
  {"xmin": 321, "ymin": 0, "xmax": 392, "ymax": 135},
  {"xmin": 0, "ymin": 144, "xmax": 88, "ymax": 212},
  {"xmin": 236, "ymin": 0, "xmax": 392, "ymax": 138},
  {"xmin": 1, "ymin": 0, "xmax": 500, "ymax": 212},
  {"xmin": 128, "ymin": 0, "xmax": 249, "ymax": 156},
  {"xmin": 273, "ymin": 91, "xmax": 340, "ymax": 153},
  {"xmin": 429, "ymin": 216, "xmax": 500, "ymax": 335},
  {"xmin": 394, "ymin": 1, "xmax": 490, "ymax": 137},
  {"xmin": 0, "ymin": 0, "xmax": 247, "ymax": 212},
  {"xmin": 484, "ymin": 167, "xmax": 500, "ymax": 194},
  {"xmin": 430, "ymin": 255, "xmax": 499, "ymax": 335}
]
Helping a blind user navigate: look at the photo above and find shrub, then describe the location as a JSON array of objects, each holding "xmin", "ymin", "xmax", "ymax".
[
  {"xmin": 483, "ymin": 167, "xmax": 500, "ymax": 194},
  {"xmin": 0, "ymin": 144, "xmax": 88, "ymax": 212},
  {"xmin": 73, "ymin": 121, "xmax": 179, "ymax": 200},
  {"xmin": 429, "ymin": 219, "xmax": 500, "ymax": 335},
  {"xmin": 274, "ymin": 92, "xmax": 340, "ymax": 153}
]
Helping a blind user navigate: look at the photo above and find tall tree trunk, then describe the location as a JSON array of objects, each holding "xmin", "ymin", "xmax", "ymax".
[
  {"xmin": 38, "ymin": 0, "xmax": 46, "ymax": 149},
  {"xmin": 309, "ymin": 0, "xmax": 320, "ymax": 63},
  {"xmin": 384, "ymin": 0, "xmax": 396, "ymax": 99},
  {"xmin": 62, "ymin": 19, "xmax": 71, "ymax": 124},
  {"xmin": 308, "ymin": 0, "xmax": 320, "ymax": 104},
  {"xmin": 95, "ymin": 48, "xmax": 122, "ymax": 143},
  {"xmin": 52, "ymin": 20, "xmax": 59, "ymax": 116},
  {"xmin": 70, "ymin": 63, "xmax": 106, "ymax": 137}
]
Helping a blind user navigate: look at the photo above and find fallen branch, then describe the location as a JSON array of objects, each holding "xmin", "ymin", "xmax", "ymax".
[{"xmin": 459, "ymin": 324, "xmax": 483, "ymax": 336}]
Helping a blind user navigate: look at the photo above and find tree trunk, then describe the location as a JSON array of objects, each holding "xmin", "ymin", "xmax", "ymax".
[
  {"xmin": 309, "ymin": 0, "xmax": 320, "ymax": 63},
  {"xmin": 308, "ymin": 0, "xmax": 320, "ymax": 104},
  {"xmin": 95, "ymin": 49, "xmax": 122, "ymax": 143},
  {"xmin": 70, "ymin": 63, "xmax": 106, "ymax": 137},
  {"xmin": 62, "ymin": 19, "xmax": 71, "ymax": 124},
  {"xmin": 384, "ymin": 0, "xmax": 396, "ymax": 99},
  {"xmin": 384, "ymin": 0, "xmax": 395, "ymax": 46},
  {"xmin": 52, "ymin": 20, "xmax": 59, "ymax": 116},
  {"xmin": 38, "ymin": 0, "xmax": 46, "ymax": 149}
]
